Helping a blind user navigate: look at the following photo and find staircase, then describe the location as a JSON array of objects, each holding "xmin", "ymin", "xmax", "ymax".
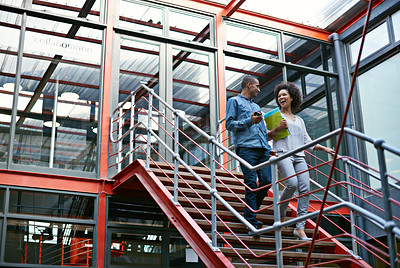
[{"xmin": 112, "ymin": 159, "xmax": 367, "ymax": 267}]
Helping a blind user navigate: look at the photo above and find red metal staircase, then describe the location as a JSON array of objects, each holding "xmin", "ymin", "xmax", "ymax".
[{"xmin": 112, "ymin": 159, "xmax": 370, "ymax": 267}]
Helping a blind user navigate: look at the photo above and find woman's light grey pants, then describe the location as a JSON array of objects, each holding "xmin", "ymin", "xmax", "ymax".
[{"xmin": 278, "ymin": 155, "xmax": 310, "ymax": 230}]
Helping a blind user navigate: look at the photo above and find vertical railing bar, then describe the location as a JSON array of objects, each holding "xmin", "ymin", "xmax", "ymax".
[
  {"xmin": 271, "ymin": 158, "xmax": 283, "ymax": 268},
  {"xmin": 146, "ymin": 88, "xmax": 154, "ymax": 170},
  {"xmin": 173, "ymin": 111, "xmax": 180, "ymax": 204},
  {"xmin": 344, "ymin": 159, "xmax": 358, "ymax": 256},
  {"xmin": 210, "ymin": 138, "xmax": 217, "ymax": 248},
  {"xmin": 375, "ymin": 139, "xmax": 397, "ymax": 268},
  {"xmin": 117, "ymin": 106, "xmax": 123, "ymax": 172},
  {"xmin": 129, "ymin": 95, "xmax": 135, "ymax": 164}
]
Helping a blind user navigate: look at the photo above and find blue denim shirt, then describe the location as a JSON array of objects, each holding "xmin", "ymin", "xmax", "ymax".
[{"xmin": 226, "ymin": 94, "xmax": 271, "ymax": 151}]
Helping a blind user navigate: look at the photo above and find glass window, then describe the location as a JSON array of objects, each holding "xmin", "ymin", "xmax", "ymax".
[
  {"xmin": 5, "ymin": 219, "xmax": 93, "ymax": 266},
  {"xmin": 117, "ymin": 38, "xmax": 160, "ymax": 169},
  {"xmin": 32, "ymin": 0, "xmax": 101, "ymax": 22},
  {"xmin": 13, "ymin": 16, "xmax": 101, "ymax": 171},
  {"xmin": 392, "ymin": 9, "xmax": 400, "ymax": 42},
  {"xmin": 169, "ymin": 10, "xmax": 212, "ymax": 45},
  {"xmin": 119, "ymin": 0, "xmax": 164, "ymax": 35},
  {"xmin": 349, "ymin": 22, "xmax": 390, "ymax": 65},
  {"xmin": 9, "ymin": 190, "xmax": 95, "ymax": 219},
  {"xmin": 108, "ymin": 197, "xmax": 164, "ymax": 226},
  {"xmin": 0, "ymin": 11, "xmax": 21, "ymax": 163},
  {"xmin": 173, "ymin": 48, "xmax": 211, "ymax": 167},
  {"xmin": 225, "ymin": 22, "xmax": 279, "ymax": 60},
  {"xmin": 110, "ymin": 232, "xmax": 162, "ymax": 266},
  {"xmin": 305, "ymin": 73, "xmax": 325, "ymax": 95},
  {"xmin": 357, "ymin": 53, "xmax": 400, "ymax": 188},
  {"xmin": 284, "ymin": 34, "xmax": 326, "ymax": 69}
]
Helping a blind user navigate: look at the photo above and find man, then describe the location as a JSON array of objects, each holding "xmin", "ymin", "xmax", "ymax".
[{"xmin": 225, "ymin": 75, "xmax": 273, "ymax": 237}]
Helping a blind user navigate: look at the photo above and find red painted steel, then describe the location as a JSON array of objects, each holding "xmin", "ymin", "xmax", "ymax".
[
  {"xmin": 99, "ymin": 0, "xmax": 114, "ymax": 180},
  {"xmin": 111, "ymin": 159, "xmax": 234, "ymax": 267}
]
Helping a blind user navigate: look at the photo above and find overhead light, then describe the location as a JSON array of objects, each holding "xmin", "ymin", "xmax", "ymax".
[
  {"xmin": 3, "ymin": 83, "xmax": 22, "ymax": 91},
  {"xmin": 43, "ymin": 121, "xmax": 60, "ymax": 128},
  {"xmin": 60, "ymin": 92, "xmax": 79, "ymax": 100}
]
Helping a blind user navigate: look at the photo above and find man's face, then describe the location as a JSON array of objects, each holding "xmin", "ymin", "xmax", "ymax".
[{"xmin": 248, "ymin": 80, "xmax": 260, "ymax": 98}]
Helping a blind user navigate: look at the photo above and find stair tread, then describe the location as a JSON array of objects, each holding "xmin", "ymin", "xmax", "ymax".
[{"xmin": 220, "ymin": 247, "xmax": 351, "ymax": 260}]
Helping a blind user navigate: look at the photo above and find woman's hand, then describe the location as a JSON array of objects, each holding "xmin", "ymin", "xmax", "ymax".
[{"xmin": 277, "ymin": 119, "xmax": 288, "ymax": 131}]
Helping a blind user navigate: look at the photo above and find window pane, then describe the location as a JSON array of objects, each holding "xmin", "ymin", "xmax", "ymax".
[
  {"xmin": 9, "ymin": 190, "xmax": 95, "ymax": 219},
  {"xmin": 0, "ymin": 11, "xmax": 22, "ymax": 162},
  {"xmin": 284, "ymin": 34, "xmax": 327, "ymax": 69},
  {"xmin": 119, "ymin": 0, "xmax": 164, "ymax": 35},
  {"xmin": 108, "ymin": 197, "xmax": 164, "ymax": 226},
  {"xmin": 349, "ymin": 22, "xmax": 389, "ymax": 65},
  {"xmin": 169, "ymin": 10, "xmax": 212, "ymax": 45},
  {"xmin": 225, "ymin": 22, "xmax": 279, "ymax": 60},
  {"xmin": 13, "ymin": 16, "xmax": 101, "ymax": 172},
  {"xmin": 0, "ymin": 188, "xmax": 4, "ymax": 212},
  {"xmin": 305, "ymin": 73, "xmax": 325, "ymax": 95},
  {"xmin": 357, "ymin": 53, "xmax": 400, "ymax": 188},
  {"xmin": 5, "ymin": 219, "xmax": 93, "ymax": 266},
  {"xmin": 392, "ymin": 9, "xmax": 400, "ymax": 42},
  {"xmin": 110, "ymin": 232, "xmax": 162, "ymax": 266},
  {"xmin": 32, "ymin": 0, "xmax": 101, "ymax": 22}
]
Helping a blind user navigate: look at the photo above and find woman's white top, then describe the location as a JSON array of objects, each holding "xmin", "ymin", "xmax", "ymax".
[{"xmin": 272, "ymin": 114, "xmax": 315, "ymax": 157}]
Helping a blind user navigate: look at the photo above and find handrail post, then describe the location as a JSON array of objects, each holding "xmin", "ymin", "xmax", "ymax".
[
  {"xmin": 173, "ymin": 111, "xmax": 180, "ymax": 204},
  {"xmin": 375, "ymin": 139, "xmax": 397, "ymax": 268},
  {"xmin": 129, "ymin": 95, "xmax": 135, "ymax": 164},
  {"xmin": 146, "ymin": 89, "xmax": 154, "ymax": 170},
  {"xmin": 271, "ymin": 158, "xmax": 283, "ymax": 268},
  {"xmin": 344, "ymin": 158, "xmax": 358, "ymax": 256},
  {"xmin": 117, "ymin": 106, "xmax": 123, "ymax": 172},
  {"xmin": 210, "ymin": 138, "xmax": 218, "ymax": 248}
]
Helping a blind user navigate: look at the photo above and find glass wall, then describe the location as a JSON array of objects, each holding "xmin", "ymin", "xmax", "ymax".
[
  {"xmin": 0, "ymin": 186, "xmax": 96, "ymax": 266},
  {"xmin": 0, "ymin": 0, "xmax": 103, "ymax": 176}
]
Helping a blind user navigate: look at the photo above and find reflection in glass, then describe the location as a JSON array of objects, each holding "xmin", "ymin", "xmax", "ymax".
[
  {"xmin": 5, "ymin": 219, "xmax": 93, "ymax": 266},
  {"xmin": 0, "ymin": 12, "xmax": 21, "ymax": 162},
  {"xmin": 284, "ymin": 34, "xmax": 325, "ymax": 69},
  {"xmin": 108, "ymin": 197, "xmax": 164, "ymax": 227},
  {"xmin": 392, "ymin": 9, "xmax": 400, "ymax": 42},
  {"xmin": 110, "ymin": 232, "xmax": 162, "ymax": 266},
  {"xmin": 169, "ymin": 10, "xmax": 211, "ymax": 45},
  {"xmin": 349, "ymin": 22, "xmax": 389, "ymax": 65},
  {"xmin": 32, "ymin": 0, "xmax": 101, "ymax": 22},
  {"xmin": 172, "ymin": 48, "xmax": 210, "ymax": 167},
  {"xmin": 119, "ymin": 0, "xmax": 163, "ymax": 35},
  {"xmin": 9, "ymin": 190, "xmax": 95, "ymax": 219},
  {"xmin": 305, "ymin": 73, "xmax": 325, "ymax": 95},
  {"xmin": 117, "ymin": 38, "xmax": 160, "ymax": 169},
  {"xmin": 357, "ymin": 53, "xmax": 400, "ymax": 188},
  {"xmin": 225, "ymin": 22, "xmax": 278, "ymax": 59},
  {"xmin": 13, "ymin": 16, "xmax": 101, "ymax": 172}
]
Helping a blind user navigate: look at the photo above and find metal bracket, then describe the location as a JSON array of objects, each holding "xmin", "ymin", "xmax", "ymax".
[
  {"xmin": 348, "ymin": 250, "xmax": 362, "ymax": 259},
  {"xmin": 207, "ymin": 241, "xmax": 221, "ymax": 252}
]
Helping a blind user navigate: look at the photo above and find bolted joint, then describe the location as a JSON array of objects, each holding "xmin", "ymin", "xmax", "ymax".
[
  {"xmin": 269, "ymin": 156, "xmax": 278, "ymax": 164},
  {"xmin": 208, "ymin": 136, "xmax": 216, "ymax": 143},
  {"xmin": 272, "ymin": 221, "xmax": 281, "ymax": 231},
  {"xmin": 210, "ymin": 189, "xmax": 218, "ymax": 197},
  {"xmin": 173, "ymin": 153, "xmax": 180, "ymax": 160},
  {"xmin": 374, "ymin": 139, "xmax": 385, "ymax": 149},
  {"xmin": 384, "ymin": 220, "xmax": 396, "ymax": 233}
]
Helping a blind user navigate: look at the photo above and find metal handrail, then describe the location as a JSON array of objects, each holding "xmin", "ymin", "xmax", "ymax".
[{"xmin": 109, "ymin": 84, "xmax": 400, "ymax": 267}]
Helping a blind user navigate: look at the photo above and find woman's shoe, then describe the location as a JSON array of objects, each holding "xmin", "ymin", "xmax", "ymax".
[{"xmin": 293, "ymin": 229, "xmax": 312, "ymax": 241}]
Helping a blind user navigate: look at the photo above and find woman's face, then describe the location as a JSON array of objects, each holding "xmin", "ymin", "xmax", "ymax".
[{"xmin": 277, "ymin": 89, "xmax": 293, "ymax": 109}]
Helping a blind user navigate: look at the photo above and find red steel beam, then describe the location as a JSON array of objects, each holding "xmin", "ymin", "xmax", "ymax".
[{"xmin": 226, "ymin": 0, "xmax": 246, "ymax": 17}]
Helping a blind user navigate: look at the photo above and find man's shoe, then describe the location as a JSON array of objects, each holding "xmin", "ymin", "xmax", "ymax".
[
  {"xmin": 256, "ymin": 221, "xmax": 263, "ymax": 228},
  {"xmin": 248, "ymin": 230, "xmax": 260, "ymax": 239}
]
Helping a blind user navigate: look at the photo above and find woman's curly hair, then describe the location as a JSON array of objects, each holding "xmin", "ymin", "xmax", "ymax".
[{"xmin": 274, "ymin": 81, "xmax": 303, "ymax": 113}]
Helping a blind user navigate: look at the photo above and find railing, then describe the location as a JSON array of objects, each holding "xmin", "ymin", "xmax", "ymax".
[{"xmin": 110, "ymin": 83, "xmax": 400, "ymax": 267}]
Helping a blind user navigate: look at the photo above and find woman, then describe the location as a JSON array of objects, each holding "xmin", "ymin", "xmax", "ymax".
[{"xmin": 268, "ymin": 81, "xmax": 334, "ymax": 240}]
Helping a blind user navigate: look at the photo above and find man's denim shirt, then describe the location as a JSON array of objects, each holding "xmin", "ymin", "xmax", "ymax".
[{"xmin": 226, "ymin": 94, "xmax": 271, "ymax": 151}]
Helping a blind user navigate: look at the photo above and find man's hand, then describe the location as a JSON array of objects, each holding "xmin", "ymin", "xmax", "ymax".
[
  {"xmin": 270, "ymin": 150, "xmax": 278, "ymax": 157},
  {"xmin": 252, "ymin": 111, "xmax": 263, "ymax": 124}
]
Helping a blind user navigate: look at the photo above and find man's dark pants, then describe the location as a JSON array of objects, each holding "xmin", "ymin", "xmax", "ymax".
[{"xmin": 236, "ymin": 147, "xmax": 271, "ymax": 227}]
